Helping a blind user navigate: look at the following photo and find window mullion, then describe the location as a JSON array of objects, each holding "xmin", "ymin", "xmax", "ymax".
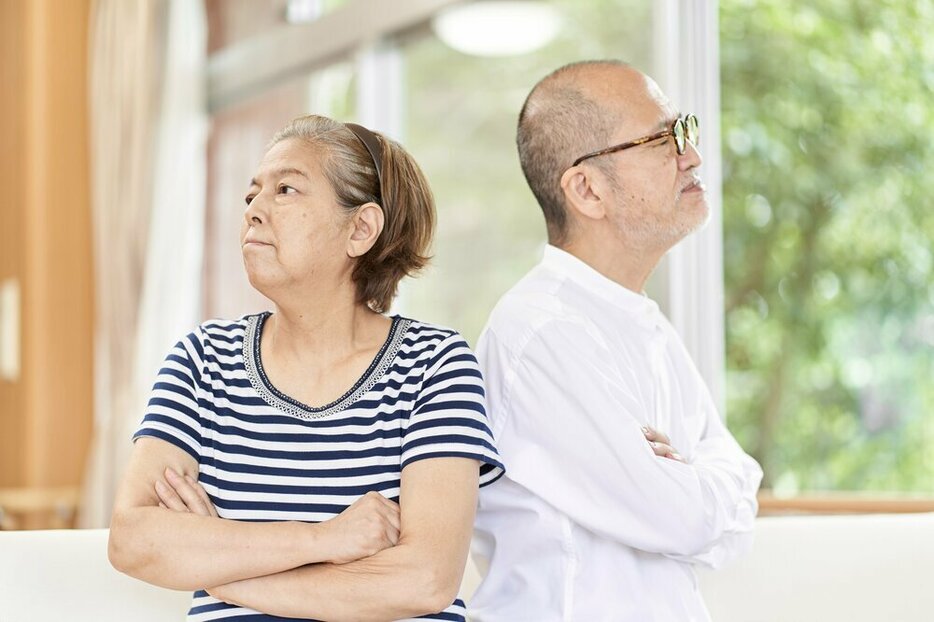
[{"xmin": 652, "ymin": 0, "xmax": 726, "ymax": 415}]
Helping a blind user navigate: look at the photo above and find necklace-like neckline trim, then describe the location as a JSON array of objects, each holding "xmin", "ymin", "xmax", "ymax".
[{"xmin": 242, "ymin": 312, "xmax": 411, "ymax": 420}]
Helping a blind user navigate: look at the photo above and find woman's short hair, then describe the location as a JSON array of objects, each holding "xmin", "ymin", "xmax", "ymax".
[{"xmin": 269, "ymin": 115, "xmax": 435, "ymax": 313}]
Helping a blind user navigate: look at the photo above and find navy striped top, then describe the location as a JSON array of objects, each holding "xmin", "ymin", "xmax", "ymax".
[{"xmin": 134, "ymin": 312, "xmax": 504, "ymax": 622}]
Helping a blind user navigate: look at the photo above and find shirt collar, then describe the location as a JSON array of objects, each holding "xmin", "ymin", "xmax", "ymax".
[{"xmin": 540, "ymin": 244, "xmax": 661, "ymax": 320}]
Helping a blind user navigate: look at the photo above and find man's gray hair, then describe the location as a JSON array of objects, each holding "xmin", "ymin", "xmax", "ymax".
[{"xmin": 516, "ymin": 60, "xmax": 627, "ymax": 245}]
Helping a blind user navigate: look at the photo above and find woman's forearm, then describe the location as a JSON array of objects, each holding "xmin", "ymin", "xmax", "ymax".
[
  {"xmin": 208, "ymin": 460, "xmax": 481, "ymax": 620},
  {"xmin": 108, "ymin": 507, "xmax": 330, "ymax": 591},
  {"xmin": 211, "ymin": 542, "xmax": 459, "ymax": 621}
]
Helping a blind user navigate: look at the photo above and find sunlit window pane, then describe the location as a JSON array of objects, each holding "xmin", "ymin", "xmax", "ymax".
[{"xmin": 399, "ymin": 0, "xmax": 654, "ymax": 344}]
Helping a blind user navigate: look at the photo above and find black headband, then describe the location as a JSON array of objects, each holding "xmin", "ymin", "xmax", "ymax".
[{"xmin": 345, "ymin": 122, "xmax": 384, "ymax": 191}]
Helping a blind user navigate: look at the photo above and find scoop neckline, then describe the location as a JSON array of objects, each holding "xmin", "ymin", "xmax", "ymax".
[{"xmin": 242, "ymin": 311, "xmax": 410, "ymax": 420}]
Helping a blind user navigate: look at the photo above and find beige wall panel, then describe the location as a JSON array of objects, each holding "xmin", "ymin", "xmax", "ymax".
[
  {"xmin": 0, "ymin": 0, "xmax": 93, "ymax": 495},
  {"xmin": 0, "ymin": 0, "xmax": 27, "ymax": 487},
  {"xmin": 22, "ymin": 0, "xmax": 94, "ymax": 488}
]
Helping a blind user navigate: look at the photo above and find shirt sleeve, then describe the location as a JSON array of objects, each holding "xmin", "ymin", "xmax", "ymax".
[
  {"xmin": 132, "ymin": 329, "xmax": 205, "ymax": 462},
  {"xmin": 401, "ymin": 333, "xmax": 504, "ymax": 487},
  {"xmin": 481, "ymin": 318, "xmax": 755, "ymax": 557},
  {"xmin": 663, "ymin": 391, "xmax": 763, "ymax": 568}
]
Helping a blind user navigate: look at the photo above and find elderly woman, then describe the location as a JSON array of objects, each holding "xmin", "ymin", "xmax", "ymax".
[{"xmin": 108, "ymin": 115, "xmax": 503, "ymax": 622}]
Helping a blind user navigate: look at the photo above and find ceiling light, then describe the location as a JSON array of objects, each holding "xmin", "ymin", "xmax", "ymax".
[
  {"xmin": 432, "ymin": 1, "xmax": 562, "ymax": 57},
  {"xmin": 285, "ymin": 0, "xmax": 323, "ymax": 24}
]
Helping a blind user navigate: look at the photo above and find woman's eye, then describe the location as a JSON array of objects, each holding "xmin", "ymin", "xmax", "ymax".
[
  {"xmin": 277, "ymin": 185, "xmax": 296, "ymax": 195},
  {"xmin": 244, "ymin": 195, "xmax": 255, "ymax": 206}
]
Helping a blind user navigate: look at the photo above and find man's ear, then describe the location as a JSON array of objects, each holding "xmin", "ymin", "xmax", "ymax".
[
  {"xmin": 559, "ymin": 166, "xmax": 609, "ymax": 223},
  {"xmin": 347, "ymin": 202, "xmax": 385, "ymax": 258}
]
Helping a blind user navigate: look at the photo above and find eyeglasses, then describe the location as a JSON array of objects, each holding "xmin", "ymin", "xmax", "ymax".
[{"xmin": 571, "ymin": 114, "xmax": 699, "ymax": 167}]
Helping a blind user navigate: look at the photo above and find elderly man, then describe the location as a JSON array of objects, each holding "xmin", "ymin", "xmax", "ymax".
[{"xmin": 470, "ymin": 61, "xmax": 763, "ymax": 621}]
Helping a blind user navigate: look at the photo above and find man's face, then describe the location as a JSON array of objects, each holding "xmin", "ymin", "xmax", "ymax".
[{"xmin": 597, "ymin": 74, "xmax": 708, "ymax": 250}]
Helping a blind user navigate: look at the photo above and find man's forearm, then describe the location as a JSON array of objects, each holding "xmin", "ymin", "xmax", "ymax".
[
  {"xmin": 665, "ymin": 441, "xmax": 761, "ymax": 567},
  {"xmin": 109, "ymin": 507, "xmax": 326, "ymax": 590},
  {"xmin": 211, "ymin": 543, "xmax": 456, "ymax": 621},
  {"xmin": 664, "ymin": 517, "xmax": 755, "ymax": 569}
]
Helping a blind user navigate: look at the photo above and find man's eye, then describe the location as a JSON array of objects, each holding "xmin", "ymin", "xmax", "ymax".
[
  {"xmin": 277, "ymin": 185, "xmax": 296, "ymax": 195},
  {"xmin": 244, "ymin": 195, "xmax": 255, "ymax": 206}
]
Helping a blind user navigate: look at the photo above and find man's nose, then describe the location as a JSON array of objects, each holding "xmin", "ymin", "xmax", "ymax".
[{"xmin": 679, "ymin": 140, "xmax": 703, "ymax": 169}]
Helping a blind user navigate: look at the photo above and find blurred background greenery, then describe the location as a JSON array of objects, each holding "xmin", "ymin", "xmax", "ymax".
[
  {"xmin": 721, "ymin": 0, "xmax": 934, "ymax": 493},
  {"xmin": 402, "ymin": 0, "xmax": 933, "ymax": 495}
]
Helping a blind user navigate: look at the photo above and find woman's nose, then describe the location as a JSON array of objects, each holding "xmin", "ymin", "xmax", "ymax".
[{"xmin": 244, "ymin": 193, "xmax": 266, "ymax": 225}]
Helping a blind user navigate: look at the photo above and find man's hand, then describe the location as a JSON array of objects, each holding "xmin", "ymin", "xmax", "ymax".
[
  {"xmin": 155, "ymin": 471, "xmax": 401, "ymax": 564},
  {"xmin": 642, "ymin": 426, "xmax": 686, "ymax": 463}
]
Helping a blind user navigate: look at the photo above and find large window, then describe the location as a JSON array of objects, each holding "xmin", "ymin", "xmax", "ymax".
[
  {"xmin": 204, "ymin": 0, "xmax": 934, "ymax": 503},
  {"xmin": 721, "ymin": 0, "xmax": 934, "ymax": 494}
]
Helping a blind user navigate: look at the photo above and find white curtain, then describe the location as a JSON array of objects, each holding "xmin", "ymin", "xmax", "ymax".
[{"xmin": 82, "ymin": 0, "xmax": 207, "ymax": 528}]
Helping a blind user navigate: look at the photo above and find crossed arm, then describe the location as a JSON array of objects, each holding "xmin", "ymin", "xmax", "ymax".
[
  {"xmin": 109, "ymin": 437, "xmax": 480, "ymax": 619},
  {"xmin": 482, "ymin": 322, "xmax": 762, "ymax": 563}
]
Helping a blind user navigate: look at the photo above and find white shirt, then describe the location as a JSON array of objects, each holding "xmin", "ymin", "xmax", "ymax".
[{"xmin": 470, "ymin": 245, "xmax": 763, "ymax": 622}]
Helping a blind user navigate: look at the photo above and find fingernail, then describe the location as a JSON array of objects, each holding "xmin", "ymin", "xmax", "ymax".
[
  {"xmin": 650, "ymin": 441, "xmax": 658, "ymax": 448},
  {"xmin": 671, "ymin": 453, "xmax": 683, "ymax": 461},
  {"xmin": 165, "ymin": 468, "xmax": 177, "ymax": 480},
  {"xmin": 155, "ymin": 480, "xmax": 166, "ymax": 491},
  {"xmin": 641, "ymin": 426, "xmax": 651, "ymax": 435}
]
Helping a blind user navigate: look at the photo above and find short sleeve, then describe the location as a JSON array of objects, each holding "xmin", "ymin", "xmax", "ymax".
[
  {"xmin": 133, "ymin": 329, "xmax": 205, "ymax": 462},
  {"xmin": 401, "ymin": 333, "xmax": 504, "ymax": 487}
]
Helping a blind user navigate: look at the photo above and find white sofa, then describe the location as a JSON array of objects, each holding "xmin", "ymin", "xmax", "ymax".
[
  {"xmin": 2, "ymin": 514, "xmax": 933, "ymax": 621},
  {"xmin": 696, "ymin": 513, "xmax": 934, "ymax": 622},
  {"xmin": 0, "ymin": 528, "xmax": 190, "ymax": 621}
]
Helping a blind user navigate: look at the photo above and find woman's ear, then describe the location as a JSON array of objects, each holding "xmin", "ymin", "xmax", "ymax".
[
  {"xmin": 559, "ymin": 165, "xmax": 609, "ymax": 222},
  {"xmin": 347, "ymin": 202, "xmax": 385, "ymax": 258}
]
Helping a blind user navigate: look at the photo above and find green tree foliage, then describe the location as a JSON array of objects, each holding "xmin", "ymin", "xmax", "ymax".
[{"xmin": 721, "ymin": 0, "xmax": 934, "ymax": 492}]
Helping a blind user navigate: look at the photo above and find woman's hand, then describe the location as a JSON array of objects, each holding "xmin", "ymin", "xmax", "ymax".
[
  {"xmin": 154, "ymin": 468, "xmax": 218, "ymax": 517},
  {"xmin": 318, "ymin": 491, "xmax": 401, "ymax": 564},
  {"xmin": 153, "ymin": 468, "xmax": 226, "ymax": 600},
  {"xmin": 155, "ymin": 473, "xmax": 400, "ymax": 564}
]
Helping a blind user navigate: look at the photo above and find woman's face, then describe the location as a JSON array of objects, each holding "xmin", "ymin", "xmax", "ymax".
[{"xmin": 240, "ymin": 138, "xmax": 353, "ymax": 297}]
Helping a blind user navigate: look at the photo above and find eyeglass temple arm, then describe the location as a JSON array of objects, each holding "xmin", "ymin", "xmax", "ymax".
[{"xmin": 571, "ymin": 130, "xmax": 673, "ymax": 167}]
